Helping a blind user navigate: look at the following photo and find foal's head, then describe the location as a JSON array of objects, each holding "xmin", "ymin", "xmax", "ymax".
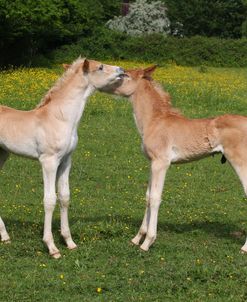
[
  {"xmin": 100, "ymin": 65, "xmax": 157, "ymax": 97},
  {"xmin": 64, "ymin": 58, "xmax": 125, "ymax": 89}
]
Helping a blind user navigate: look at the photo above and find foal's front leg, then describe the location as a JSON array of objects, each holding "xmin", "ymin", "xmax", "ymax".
[
  {"xmin": 41, "ymin": 156, "xmax": 61, "ymax": 258},
  {"xmin": 139, "ymin": 159, "xmax": 169, "ymax": 251},
  {"xmin": 57, "ymin": 155, "xmax": 77, "ymax": 250},
  {"xmin": 131, "ymin": 181, "xmax": 151, "ymax": 245}
]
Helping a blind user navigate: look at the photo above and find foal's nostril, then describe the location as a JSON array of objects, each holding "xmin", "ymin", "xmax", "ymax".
[{"xmin": 117, "ymin": 67, "xmax": 125, "ymax": 74}]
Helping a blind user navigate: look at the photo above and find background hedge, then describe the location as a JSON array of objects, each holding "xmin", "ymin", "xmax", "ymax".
[{"xmin": 48, "ymin": 28, "xmax": 247, "ymax": 67}]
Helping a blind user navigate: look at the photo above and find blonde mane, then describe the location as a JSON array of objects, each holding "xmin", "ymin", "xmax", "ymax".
[
  {"xmin": 36, "ymin": 57, "xmax": 85, "ymax": 108},
  {"xmin": 151, "ymin": 80, "xmax": 181, "ymax": 116}
]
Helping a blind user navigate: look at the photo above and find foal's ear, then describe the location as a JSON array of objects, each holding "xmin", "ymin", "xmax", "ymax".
[
  {"xmin": 143, "ymin": 65, "xmax": 157, "ymax": 78},
  {"xmin": 83, "ymin": 59, "xmax": 89, "ymax": 73},
  {"xmin": 62, "ymin": 64, "xmax": 71, "ymax": 70}
]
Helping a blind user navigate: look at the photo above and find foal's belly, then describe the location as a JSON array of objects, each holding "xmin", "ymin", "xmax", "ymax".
[
  {"xmin": 66, "ymin": 132, "xmax": 78, "ymax": 154},
  {"xmin": 170, "ymin": 145, "xmax": 214, "ymax": 164},
  {"xmin": 171, "ymin": 153, "xmax": 211, "ymax": 164},
  {"xmin": 0, "ymin": 139, "xmax": 39, "ymax": 159}
]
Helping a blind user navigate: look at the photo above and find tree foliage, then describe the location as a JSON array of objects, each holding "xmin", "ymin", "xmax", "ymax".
[
  {"xmin": 106, "ymin": 0, "xmax": 171, "ymax": 36},
  {"xmin": 164, "ymin": 0, "xmax": 247, "ymax": 38},
  {"xmin": 0, "ymin": 0, "xmax": 121, "ymax": 65},
  {"xmin": 241, "ymin": 0, "xmax": 247, "ymax": 37}
]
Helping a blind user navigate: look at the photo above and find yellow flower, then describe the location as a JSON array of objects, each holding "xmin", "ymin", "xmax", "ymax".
[{"xmin": 96, "ymin": 287, "xmax": 102, "ymax": 293}]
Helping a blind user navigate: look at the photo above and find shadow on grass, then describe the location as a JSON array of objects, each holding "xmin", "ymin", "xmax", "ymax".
[
  {"xmin": 3, "ymin": 214, "xmax": 245, "ymax": 246},
  {"xmin": 131, "ymin": 216, "xmax": 245, "ymax": 243}
]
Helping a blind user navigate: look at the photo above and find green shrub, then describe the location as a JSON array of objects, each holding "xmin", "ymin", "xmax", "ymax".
[{"xmin": 50, "ymin": 28, "xmax": 247, "ymax": 67}]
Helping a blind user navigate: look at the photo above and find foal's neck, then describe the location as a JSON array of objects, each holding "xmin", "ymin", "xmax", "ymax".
[
  {"xmin": 41, "ymin": 82, "xmax": 95, "ymax": 128},
  {"xmin": 130, "ymin": 79, "xmax": 173, "ymax": 136}
]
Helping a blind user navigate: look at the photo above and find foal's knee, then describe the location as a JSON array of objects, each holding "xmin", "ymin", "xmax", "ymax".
[
  {"xmin": 59, "ymin": 194, "xmax": 70, "ymax": 208},
  {"xmin": 44, "ymin": 195, "xmax": 57, "ymax": 211},
  {"xmin": 149, "ymin": 196, "xmax": 161, "ymax": 209}
]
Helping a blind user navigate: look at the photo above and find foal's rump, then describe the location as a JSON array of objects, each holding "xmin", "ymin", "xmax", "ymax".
[
  {"xmin": 215, "ymin": 114, "xmax": 247, "ymax": 132},
  {"xmin": 0, "ymin": 106, "xmax": 40, "ymax": 158},
  {"xmin": 214, "ymin": 114, "xmax": 247, "ymax": 146},
  {"xmin": 212, "ymin": 114, "xmax": 247, "ymax": 167}
]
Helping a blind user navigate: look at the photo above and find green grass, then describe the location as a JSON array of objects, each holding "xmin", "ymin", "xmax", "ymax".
[{"xmin": 0, "ymin": 64, "xmax": 247, "ymax": 301}]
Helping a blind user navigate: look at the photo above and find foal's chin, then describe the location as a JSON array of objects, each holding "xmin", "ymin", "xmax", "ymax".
[{"xmin": 98, "ymin": 78, "xmax": 124, "ymax": 93}]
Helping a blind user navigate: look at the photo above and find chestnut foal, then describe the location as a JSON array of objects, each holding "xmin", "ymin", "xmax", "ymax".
[{"xmin": 103, "ymin": 65, "xmax": 247, "ymax": 253}]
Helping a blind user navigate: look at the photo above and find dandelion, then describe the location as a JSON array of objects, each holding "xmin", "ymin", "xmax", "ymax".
[{"xmin": 96, "ymin": 287, "xmax": 102, "ymax": 293}]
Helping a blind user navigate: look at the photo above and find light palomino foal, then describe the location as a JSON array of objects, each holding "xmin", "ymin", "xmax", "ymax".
[
  {"xmin": 0, "ymin": 58, "xmax": 124, "ymax": 258},
  {"xmin": 103, "ymin": 65, "xmax": 247, "ymax": 254}
]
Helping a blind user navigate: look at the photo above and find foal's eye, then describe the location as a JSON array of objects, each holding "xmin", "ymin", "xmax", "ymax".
[{"xmin": 98, "ymin": 64, "xmax": 104, "ymax": 71}]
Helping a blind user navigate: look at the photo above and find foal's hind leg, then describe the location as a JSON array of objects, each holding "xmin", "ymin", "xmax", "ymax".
[
  {"xmin": 0, "ymin": 217, "xmax": 10, "ymax": 242},
  {"xmin": 0, "ymin": 149, "xmax": 10, "ymax": 243},
  {"xmin": 236, "ymin": 167, "xmax": 247, "ymax": 254},
  {"xmin": 57, "ymin": 155, "xmax": 77, "ymax": 250},
  {"xmin": 227, "ymin": 155, "xmax": 247, "ymax": 253}
]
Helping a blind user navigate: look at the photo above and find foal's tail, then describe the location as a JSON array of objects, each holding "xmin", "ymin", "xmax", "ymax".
[
  {"xmin": 0, "ymin": 148, "xmax": 9, "ymax": 170},
  {"xmin": 221, "ymin": 155, "xmax": 227, "ymax": 164}
]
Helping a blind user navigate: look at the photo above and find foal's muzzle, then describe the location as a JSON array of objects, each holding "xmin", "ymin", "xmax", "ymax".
[
  {"xmin": 117, "ymin": 67, "xmax": 129, "ymax": 79},
  {"xmin": 117, "ymin": 67, "xmax": 124, "ymax": 76},
  {"xmin": 114, "ymin": 67, "xmax": 126, "ymax": 80}
]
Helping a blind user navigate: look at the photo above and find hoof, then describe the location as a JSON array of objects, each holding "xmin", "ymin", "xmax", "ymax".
[
  {"xmin": 131, "ymin": 238, "xmax": 140, "ymax": 246},
  {"xmin": 240, "ymin": 248, "xmax": 247, "ymax": 254},
  {"xmin": 67, "ymin": 243, "xmax": 77, "ymax": 250},
  {"xmin": 140, "ymin": 244, "xmax": 149, "ymax": 252},
  {"xmin": 50, "ymin": 252, "xmax": 62, "ymax": 259},
  {"xmin": 2, "ymin": 239, "xmax": 11, "ymax": 244}
]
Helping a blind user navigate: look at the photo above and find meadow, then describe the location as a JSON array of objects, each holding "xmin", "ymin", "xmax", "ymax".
[{"xmin": 0, "ymin": 62, "xmax": 247, "ymax": 301}]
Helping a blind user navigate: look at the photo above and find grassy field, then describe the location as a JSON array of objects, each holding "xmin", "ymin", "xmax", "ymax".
[{"xmin": 0, "ymin": 62, "xmax": 247, "ymax": 301}]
